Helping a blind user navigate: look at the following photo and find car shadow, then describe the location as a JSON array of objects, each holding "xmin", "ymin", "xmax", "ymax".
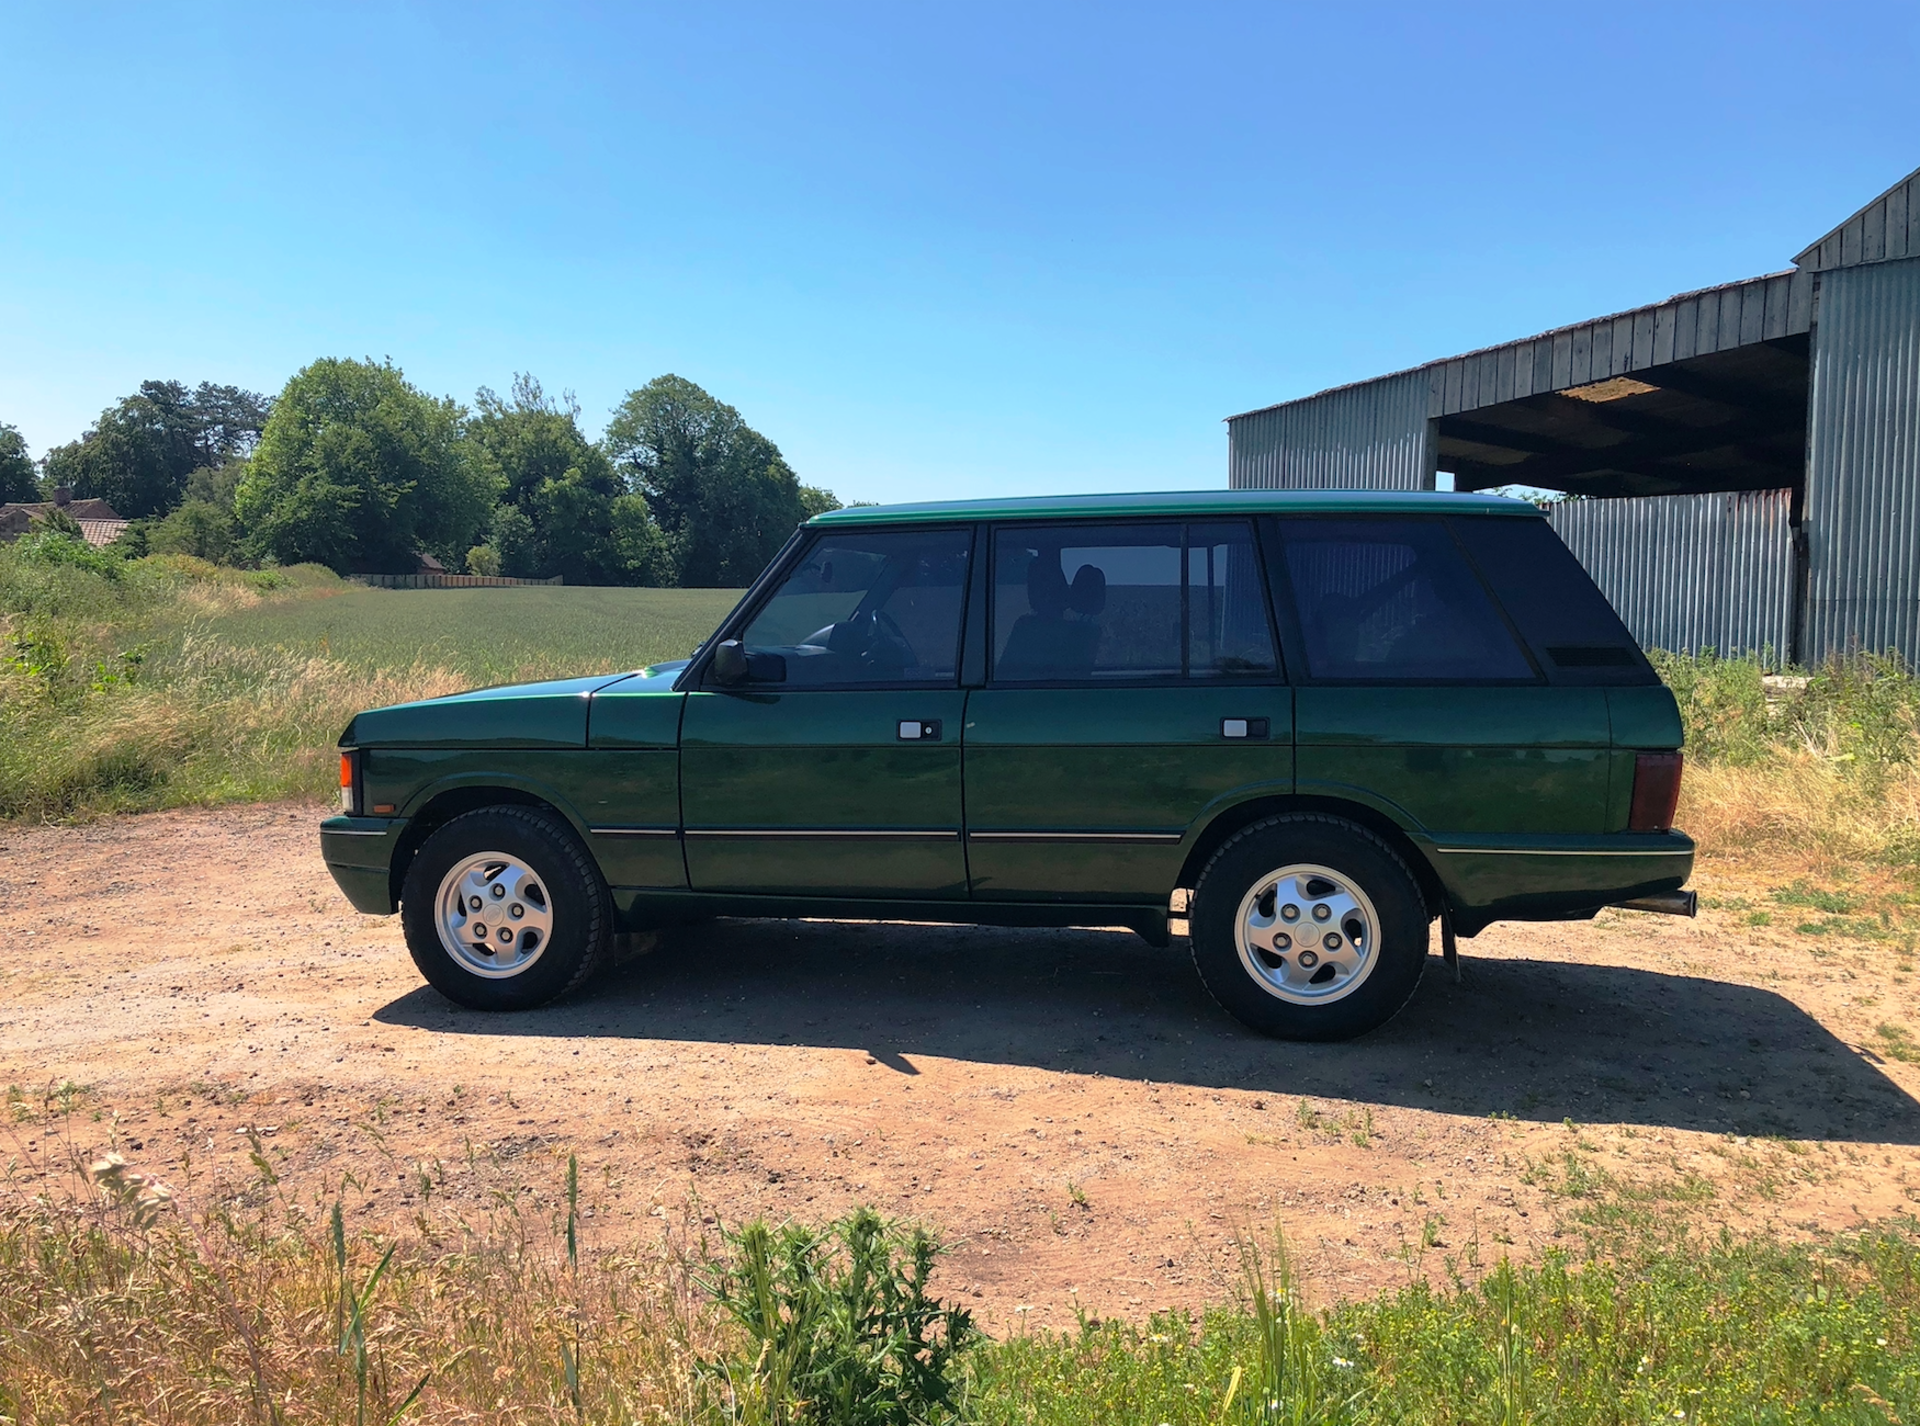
[{"xmin": 374, "ymin": 918, "xmax": 1920, "ymax": 1144}]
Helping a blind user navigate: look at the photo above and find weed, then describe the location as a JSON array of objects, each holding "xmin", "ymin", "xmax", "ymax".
[
  {"xmin": 1877, "ymin": 1023, "xmax": 1920, "ymax": 1064},
  {"xmin": 698, "ymin": 1206, "xmax": 977, "ymax": 1425}
]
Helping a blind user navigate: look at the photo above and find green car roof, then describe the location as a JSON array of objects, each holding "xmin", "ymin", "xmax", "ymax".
[{"xmin": 808, "ymin": 488, "xmax": 1541, "ymax": 527}]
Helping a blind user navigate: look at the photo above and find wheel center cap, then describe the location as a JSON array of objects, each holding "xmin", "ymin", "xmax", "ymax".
[{"xmin": 1294, "ymin": 922, "xmax": 1321, "ymax": 947}]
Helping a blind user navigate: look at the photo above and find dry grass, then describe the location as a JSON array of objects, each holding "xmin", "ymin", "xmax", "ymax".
[
  {"xmin": 1, "ymin": 1152, "xmax": 719, "ymax": 1424},
  {"xmin": 1680, "ymin": 756, "xmax": 1920, "ymax": 865}
]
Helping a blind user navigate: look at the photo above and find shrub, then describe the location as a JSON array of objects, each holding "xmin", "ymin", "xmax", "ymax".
[
  {"xmin": 699, "ymin": 1208, "xmax": 978, "ymax": 1426},
  {"xmin": 13, "ymin": 529, "xmax": 121, "ymax": 579}
]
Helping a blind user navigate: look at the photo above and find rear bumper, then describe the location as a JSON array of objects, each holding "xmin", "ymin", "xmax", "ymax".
[
  {"xmin": 320, "ymin": 815, "xmax": 403, "ymax": 915},
  {"xmin": 1413, "ymin": 829, "xmax": 1695, "ymax": 935}
]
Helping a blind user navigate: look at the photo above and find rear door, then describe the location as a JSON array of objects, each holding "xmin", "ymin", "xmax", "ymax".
[
  {"xmin": 1269, "ymin": 515, "xmax": 1612, "ymax": 839},
  {"xmin": 962, "ymin": 519, "xmax": 1292, "ymax": 904},
  {"xmin": 680, "ymin": 523, "xmax": 974, "ymax": 897}
]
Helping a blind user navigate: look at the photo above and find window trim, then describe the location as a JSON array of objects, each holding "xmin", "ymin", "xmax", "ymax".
[
  {"xmin": 1262, "ymin": 512, "xmax": 1547, "ymax": 689},
  {"xmin": 689, "ymin": 522, "xmax": 978, "ymax": 694},
  {"xmin": 984, "ymin": 516, "xmax": 1285, "ymax": 689}
]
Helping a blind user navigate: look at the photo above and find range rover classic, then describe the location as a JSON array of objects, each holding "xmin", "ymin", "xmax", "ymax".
[{"xmin": 320, "ymin": 490, "xmax": 1693, "ymax": 1041}]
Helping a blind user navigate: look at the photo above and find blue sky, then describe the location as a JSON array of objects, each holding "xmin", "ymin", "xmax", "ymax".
[{"xmin": 2, "ymin": 2, "xmax": 1916, "ymax": 505}]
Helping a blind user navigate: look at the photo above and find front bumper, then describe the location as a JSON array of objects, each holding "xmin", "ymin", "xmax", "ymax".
[{"xmin": 320, "ymin": 815, "xmax": 404, "ymax": 914}]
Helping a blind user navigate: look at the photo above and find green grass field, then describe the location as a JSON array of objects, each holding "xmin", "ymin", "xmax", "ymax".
[
  {"xmin": 211, "ymin": 584, "xmax": 741, "ymax": 685},
  {"xmin": 0, "ymin": 547, "xmax": 743, "ymax": 818}
]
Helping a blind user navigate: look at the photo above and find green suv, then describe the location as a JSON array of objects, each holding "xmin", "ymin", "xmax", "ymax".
[{"xmin": 321, "ymin": 490, "xmax": 1693, "ymax": 1041}]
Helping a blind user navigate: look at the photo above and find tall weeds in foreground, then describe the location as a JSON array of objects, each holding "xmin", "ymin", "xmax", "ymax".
[{"xmin": 7, "ymin": 1151, "xmax": 1920, "ymax": 1423}]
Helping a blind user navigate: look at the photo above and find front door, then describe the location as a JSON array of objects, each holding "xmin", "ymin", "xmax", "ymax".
[
  {"xmin": 681, "ymin": 523, "xmax": 975, "ymax": 897},
  {"xmin": 963, "ymin": 519, "xmax": 1292, "ymax": 904}
]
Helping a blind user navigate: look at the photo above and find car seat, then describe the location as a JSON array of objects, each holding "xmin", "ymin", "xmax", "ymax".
[{"xmin": 998, "ymin": 558, "xmax": 1107, "ymax": 679}]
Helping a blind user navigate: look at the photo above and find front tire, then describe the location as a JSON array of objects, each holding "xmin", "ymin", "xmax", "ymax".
[
  {"xmin": 400, "ymin": 806, "xmax": 613, "ymax": 1011},
  {"xmin": 1189, "ymin": 815, "xmax": 1428, "ymax": 1041}
]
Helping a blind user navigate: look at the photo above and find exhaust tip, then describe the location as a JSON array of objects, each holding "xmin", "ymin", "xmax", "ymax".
[{"xmin": 1615, "ymin": 890, "xmax": 1698, "ymax": 918}]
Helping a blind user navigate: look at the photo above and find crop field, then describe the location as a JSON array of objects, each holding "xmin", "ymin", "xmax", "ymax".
[
  {"xmin": 0, "ymin": 549, "xmax": 740, "ymax": 818},
  {"xmin": 210, "ymin": 583, "xmax": 741, "ymax": 686}
]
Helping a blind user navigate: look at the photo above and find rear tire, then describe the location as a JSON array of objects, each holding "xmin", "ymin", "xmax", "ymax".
[
  {"xmin": 400, "ymin": 806, "xmax": 613, "ymax": 1011},
  {"xmin": 1189, "ymin": 814, "xmax": 1427, "ymax": 1041}
]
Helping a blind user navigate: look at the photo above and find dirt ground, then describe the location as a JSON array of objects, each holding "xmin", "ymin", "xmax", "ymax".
[{"xmin": 5, "ymin": 801, "xmax": 1920, "ymax": 1329}]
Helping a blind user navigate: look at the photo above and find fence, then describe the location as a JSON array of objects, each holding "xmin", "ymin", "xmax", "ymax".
[{"xmin": 353, "ymin": 573, "xmax": 565, "ymax": 590}]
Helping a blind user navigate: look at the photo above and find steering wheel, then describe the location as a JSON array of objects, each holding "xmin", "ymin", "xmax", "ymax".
[{"xmin": 850, "ymin": 608, "xmax": 912, "ymax": 673}]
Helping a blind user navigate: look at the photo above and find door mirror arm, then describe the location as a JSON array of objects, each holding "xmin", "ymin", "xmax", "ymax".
[
  {"xmin": 710, "ymin": 640, "xmax": 748, "ymax": 685},
  {"xmin": 710, "ymin": 640, "xmax": 786, "ymax": 687}
]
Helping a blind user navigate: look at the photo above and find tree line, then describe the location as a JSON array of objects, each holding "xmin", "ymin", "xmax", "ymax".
[{"xmin": 0, "ymin": 360, "xmax": 840, "ymax": 586}]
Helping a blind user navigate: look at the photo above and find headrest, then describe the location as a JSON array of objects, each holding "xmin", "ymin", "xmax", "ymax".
[
  {"xmin": 1068, "ymin": 564, "xmax": 1106, "ymax": 616},
  {"xmin": 1026, "ymin": 556, "xmax": 1069, "ymax": 619}
]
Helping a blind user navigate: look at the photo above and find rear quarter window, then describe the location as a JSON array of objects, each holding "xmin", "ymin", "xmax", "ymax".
[
  {"xmin": 1447, "ymin": 516, "xmax": 1657, "ymax": 687},
  {"xmin": 1271, "ymin": 517, "xmax": 1536, "ymax": 683}
]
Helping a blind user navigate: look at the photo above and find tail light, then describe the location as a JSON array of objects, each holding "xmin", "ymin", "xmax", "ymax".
[
  {"xmin": 1628, "ymin": 751, "xmax": 1683, "ymax": 832},
  {"xmin": 339, "ymin": 750, "xmax": 361, "ymax": 815}
]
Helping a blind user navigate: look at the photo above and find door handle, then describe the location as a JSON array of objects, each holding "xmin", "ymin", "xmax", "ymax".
[
  {"xmin": 1220, "ymin": 717, "xmax": 1270, "ymax": 740},
  {"xmin": 897, "ymin": 719, "xmax": 943, "ymax": 741}
]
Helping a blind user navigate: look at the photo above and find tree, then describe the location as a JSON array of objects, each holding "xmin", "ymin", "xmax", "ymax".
[
  {"xmin": 489, "ymin": 504, "xmax": 540, "ymax": 578},
  {"xmin": 38, "ymin": 380, "xmax": 270, "ymax": 518},
  {"xmin": 603, "ymin": 376, "xmax": 828, "ymax": 587},
  {"xmin": 235, "ymin": 359, "xmax": 496, "ymax": 574},
  {"xmin": 148, "ymin": 500, "xmax": 236, "ymax": 562},
  {"xmin": 465, "ymin": 374, "xmax": 662, "ymax": 585},
  {"xmin": 0, "ymin": 422, "xmax": 37, "ymax": 502}
]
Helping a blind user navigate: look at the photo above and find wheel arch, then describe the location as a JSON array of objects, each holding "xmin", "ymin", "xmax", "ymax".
[
  {"xmin": 391, "ymin": 779, "xmax": 592, "ymax": 907},
  {"xmin": 1177, "ymin": 794, "xmax": 1445, "ymax": 917}
]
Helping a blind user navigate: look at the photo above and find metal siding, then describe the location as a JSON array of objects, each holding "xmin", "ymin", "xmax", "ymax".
[
  {"xmin": 1805, "ymin": 256, "xmax": 1920, "ymax": 663},
  {"xmin": 1613, "ymin": 313, "xmax": 1637, "ymax": 375},
  {"xmin": 1228, "ymin": 368, "xmax": 1435, "ymax": 491},
  {"xmin": 1695, "ymin": 294, "xmax": 1720, "ymax": 353},
  {"xmin": 1547, "ymin": 490, "xmax": 1796, "ymax": 664},
  {"xmin": 1789, "ymin": 268, "xmax": 1815, "ymax": 331},
  {"xmin": 1672, "ymin": 297, "xmax": 1699, "ymax": 360},
  {"xmin": 1865, "ymin": 199, "xmax": 1888, "ymax": 264},
  {"xmin": 1762, "ymin": 273, "xmax": 1789, "ymax": 340},
  {"xmin": 1632, "ymin": 308, "xmax": 1656, "ymax": 368}
]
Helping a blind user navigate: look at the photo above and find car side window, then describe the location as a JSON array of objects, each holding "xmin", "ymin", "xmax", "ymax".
[
  {"xmin": 1447, "ymin": 515, "xmax": 1656, "ymax": 686},
  {"xmin": 1188, "ymin": 522, "xmax": 1280, "ymax": 678},
  {"xmin": 991, "ymin": 521, "xmax": 1278, "ymax": 682},
  {"xmin": 1274, "ymin": 517, "xmax": 1535, "ymax": 682},
  {"xmin": 736, "ymin": 527, "xmax": 972, "ymax": 687}
]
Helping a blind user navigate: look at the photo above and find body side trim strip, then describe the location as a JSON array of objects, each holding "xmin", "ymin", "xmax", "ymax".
[
  {"xmin": 590, "ymin": 826, "xmax": 682, "ymax": 839},
  {"xmin": 1432, "ymin": 846, "xmax": 1690, "ymax": 857},
  {"xmin": 324, "ymin": 828, "xmax": 392, "ymax": 837},
  {"xmin": 684, "ymin": 828, "xmax": 961, "ymax": 842},
  {"xmin": 968, "ymin": 830, "xmax": 1184, "ymax": 844}
]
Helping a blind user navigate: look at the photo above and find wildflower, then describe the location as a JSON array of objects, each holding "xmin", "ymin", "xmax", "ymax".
[
  {"xmin": 1332, "ymin": 1356, "xmax": 1355, "ymax": 1369},
  {"xmin": 90, "ymin": 1154, "xmax": 174, "ymax": 1226}
]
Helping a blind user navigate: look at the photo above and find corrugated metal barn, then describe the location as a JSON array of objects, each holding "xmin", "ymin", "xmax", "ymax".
[{"xmin": 1228, "ymin": 165, "xmax": 1920, "ymax": 667}]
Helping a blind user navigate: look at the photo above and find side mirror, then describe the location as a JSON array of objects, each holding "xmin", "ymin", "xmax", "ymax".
[
  {"xmin": 711, "ymin": 640, "xmax": 787, "ymax": 686},
  {"xmin": 711, "ymin": 639, "xmax": 749, "ymax": 685}
]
